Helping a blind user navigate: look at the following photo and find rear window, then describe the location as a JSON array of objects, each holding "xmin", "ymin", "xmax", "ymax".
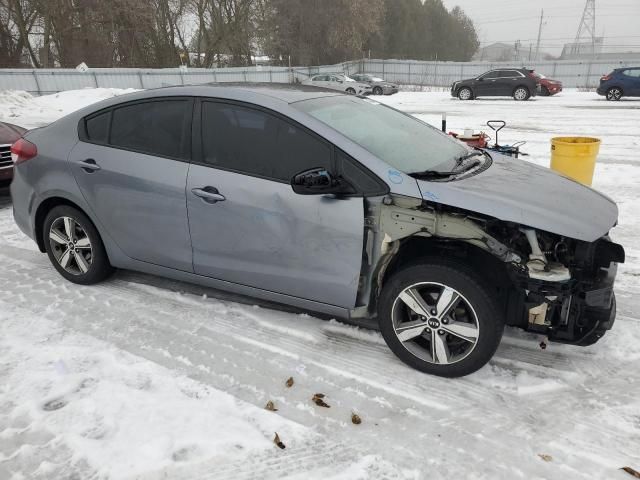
[
  {"xmin": 109, "ymin": 100, "xmax": 190, "ymax": 159},
  {"xmin": 85, "ymin": 112, "xmax": 110, "ymax": 143}
]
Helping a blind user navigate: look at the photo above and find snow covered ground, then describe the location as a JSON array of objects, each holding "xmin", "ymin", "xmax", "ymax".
[{"xmin": 1, "ymin": 88, "xmax": 639, "ymax": 479}]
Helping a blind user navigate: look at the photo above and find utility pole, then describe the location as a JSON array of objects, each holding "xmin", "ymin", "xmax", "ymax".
[{"xmin": 535, "ymin": 8, "xmax": 544, "ymax": 61}]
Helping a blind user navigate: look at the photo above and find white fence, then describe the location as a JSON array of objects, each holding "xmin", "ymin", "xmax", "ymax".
[{"xmin": 0, "ymin": 58, "xmax": 638, "ymax": 95}]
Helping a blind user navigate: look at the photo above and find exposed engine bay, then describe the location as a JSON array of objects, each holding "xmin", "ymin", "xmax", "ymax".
[{"xmin": 355, "ymin": 194, "xmax": 625, "ymax": 347}]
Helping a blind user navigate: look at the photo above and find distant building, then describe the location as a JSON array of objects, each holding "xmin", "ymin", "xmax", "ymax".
[
  {"xmin": 474, "ymin": 42, "xmax": 553, "ymax": 62},
  {"xmin": 560, "ymin": 38, "xmax": 604, "ymax": 59}
]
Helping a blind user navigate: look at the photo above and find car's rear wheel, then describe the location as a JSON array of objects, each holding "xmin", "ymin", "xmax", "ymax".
[
  {"xmin": 346, "ymin": 87, "xmax": 356, "ymax": 95},
  {"xmin": 378, "ymin": 262, "xmax": 504, "ymax": 377},
  {"xmin": 606, "ymin": 87, "xmax": 623, "ymax": 101},
  {"xmin": 513, "ymin": 86, "xmax": 530, "ymax": 101},
  {"xmin": 457, "ymin": 87, "xmax": 473, "ymax": 100},
  {"xmin": 373, "ymin": 86, "xmax": 383, "ymax": 95},
  {"xmin": 43, "ymin": 205, "xmax": 114, "ymax": 285}
]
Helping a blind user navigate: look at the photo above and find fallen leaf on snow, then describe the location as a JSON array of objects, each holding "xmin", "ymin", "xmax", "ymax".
[
  {"xmin": 312, "ymin": 393, "xmax": 330, "ymax": 408},
  {"xmin": 285, "ymin": 377, "xmax": 294, "ymax": 388},
  {"xmin": 351, "ymin": 413, "xmax": 362, "ymax": 425},
  {"xmin": 265, "ymin": 400, "xmax": 278, "ymax": 411},
  {"xmin": 622, "ymin": 467, "xmax": 640, "ymax": 478},
  {"xmin": 273, "ymin": 432, "xmax": 286, "ymax": 449},
  {"xmin": 538, "ymin": 454, "xmax": 552, "ymax": 462}
]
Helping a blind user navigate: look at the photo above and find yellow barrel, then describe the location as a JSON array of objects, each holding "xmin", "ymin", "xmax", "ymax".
[{"xmin": 550, "ymin": 137, "xmax": 601, "ymax": 186}]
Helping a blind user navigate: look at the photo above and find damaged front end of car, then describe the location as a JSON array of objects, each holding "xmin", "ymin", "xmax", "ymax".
[{"xmin": 354, "ymin": 194, "xmax": 625, "ymax": 347}]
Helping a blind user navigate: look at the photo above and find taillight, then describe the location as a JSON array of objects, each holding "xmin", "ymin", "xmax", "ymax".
[
  {"xmin": 601, "ymin": 74, "xmax": 611, "ymax": 81},
  {"xmin": 10, "ymin": 138, "xmax": 37, "ymax": 165}
]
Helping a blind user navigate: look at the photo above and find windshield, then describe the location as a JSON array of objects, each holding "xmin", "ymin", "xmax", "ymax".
[
  {"xmin": 343, "ymin": 75, "xmax": 355, "ymax": 82},
  {"xmin": 294, "ymin": 96, "xmax": 470, "ymax": 174},
  {"xmin": 371, "ymin": 77, "xmax": 384, "ymax": 82}
]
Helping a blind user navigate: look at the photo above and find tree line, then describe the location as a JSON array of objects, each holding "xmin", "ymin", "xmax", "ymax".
[{"xmin": 0, "ymin": 0, "xmax": 479, "ymax": 68}]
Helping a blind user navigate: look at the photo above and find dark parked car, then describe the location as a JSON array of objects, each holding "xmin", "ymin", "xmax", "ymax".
[
  {"xmin": 0, "ymin": 121, "xmax": 27, "ymax": 186},
  {"xmin": 451, "ymin": 68, "xmax": 539, "ymax": 101},
  {"xmin": 533, "ymin": 72, "xmax": 563, "ymax": 96},
  {"xmin": 350, "ymin": 74, "xmax": 399, "ymax": 95},
  {"xmin": 597, "ymin": 67, "xmax": 640, "ymax": 101},
  {"xmin": 11, "ymin": 84, "xmax": 624, "ymax": 377}
]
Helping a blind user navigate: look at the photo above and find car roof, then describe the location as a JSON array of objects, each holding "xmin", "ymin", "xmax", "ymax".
[{"xmin": 100, "ymin": 83, "xmax": 346, "ymax": 108}]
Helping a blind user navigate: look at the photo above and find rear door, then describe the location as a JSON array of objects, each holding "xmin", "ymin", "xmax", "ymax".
[
  {"xmin": 495, "ymin": 70, "xmax": 524, "ymax": 96},
  {"xmin": 186, "ymin": 99, "xmax": 366, "ymax": 307},
  {"xmin": 622, "ymin": 68, "xmax": 640, "ymax": 95},
  {"xmin": 70, "ymin": 98, "xmax": 194, "ymax": 272}
]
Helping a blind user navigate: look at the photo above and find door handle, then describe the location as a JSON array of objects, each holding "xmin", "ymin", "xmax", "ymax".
[
  {"xmin": 77, "ymin": 158, "xmax": 101, "ymax": 173},
  {"xmin": 191, "ymin": 186, "xmax": 226, "ymax": 204}
]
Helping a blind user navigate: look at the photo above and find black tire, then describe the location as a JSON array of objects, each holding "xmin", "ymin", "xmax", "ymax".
[
  {"xmin": 373, "ymin": 86, "xmax": 383, "ymax": 95},
  {"xmin": 513, "ymin": 86, "xmax": 530, "ymax": 101},
  {"xmin": 457, "ymin": 87, "xmax": 473, "ymax": 100},
  {"xmin": 606, "ymin": 87, "xmax": 623, "ymax": 101},
  {"xmin": 346, "ymin": 87, "xmax": 356, "ymax": 95},
  {"xmin": 541, "ymin": 86, "xmax": 550, "ymax": 96},
  {"xmin": 43, "ymin": 205, "xmax": 114, "ymax": 285},
  {"xmin": 378, "ymin": 261, "xmax": 504, "ymax": 377}
]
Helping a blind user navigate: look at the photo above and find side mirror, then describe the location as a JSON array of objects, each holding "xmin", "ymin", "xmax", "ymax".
[
  {"xmin": 291, "ymin": 167, "xmax": 354, "ymax": 195},
  {"xmin": 477, "ymin": 77, "xmax": 484, "ymax": 81}
]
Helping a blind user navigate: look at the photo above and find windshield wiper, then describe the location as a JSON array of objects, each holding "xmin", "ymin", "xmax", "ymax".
[
  {"xmin": 410, "ymin": 152, "xmax": 486, "ymax": 180},
  {"xmin": 452, "ymin": 151, "xmax": 484, "ymax": 170},
  {"xmin": 409, "ymin": 169, "xmax": 460, "ymax": 179}
]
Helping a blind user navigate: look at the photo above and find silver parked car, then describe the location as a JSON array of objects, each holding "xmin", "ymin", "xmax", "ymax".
[
  {"xmin": 350, "ymin": 74, "xmax": 399, "ymax": 95},
  {"xmin": 301, "ymin": 74, "xmax": 372, "ymax": 95},
  {"xmin": 10, "ymin": 84, "xmax": 624, "ymax": 377}
]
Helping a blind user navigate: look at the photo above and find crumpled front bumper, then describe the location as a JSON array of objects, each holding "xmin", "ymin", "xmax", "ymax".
[{"xmin": 521, "ymin": 260, "xmax": 620, "ymax": 346}]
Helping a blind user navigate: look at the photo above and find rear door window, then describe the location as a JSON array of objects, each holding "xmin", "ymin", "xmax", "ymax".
[
  {"xmin": 201, "ymin": 101, "xmax": 332, "ymax": 182},
  {"xmin": 109, "ymin": 100, "xmax": 191, "ymax": 159},
  {"xmin": 503, "ymin": 70, "xmax": 523, "ymax": 78}
]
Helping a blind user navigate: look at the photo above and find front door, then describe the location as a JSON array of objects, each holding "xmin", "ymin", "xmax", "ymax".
[
  {"xmin": 186, "ymin": 100, "xmax": 365, "ymax": 308},
  {"xmin": 474, "ymin": 71, "xmax": 499, "ymax": 96},
  {"xmin": 70, "ymin": 98, "xmax": 193, "ymax": 272}
]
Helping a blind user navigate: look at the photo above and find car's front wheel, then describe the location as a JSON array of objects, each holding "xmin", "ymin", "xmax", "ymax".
[
  {"xmin": 457, "ymin": 87, "xmax": 473, "ymax": 100},
  {"xmin": 606, "ymin": 87, "xmax": 623, "ymax": 101},
  {"xmin": 346, "ymin": 87, "xmax": 356, "ymax": 95},
  {"xmin": 513, "ymin": 86, "xmax": 530, "ymax": 101},
  {"xmin": 373, "ymin": 86, "xmax": 383, "ymax": 95},
  {"xmin": 43, "ymin": 205, "xmax": 114, "ymax": 285},
  {"xmin": 378, "ymin": 262, "xmax": 504, "ymax": 377}
]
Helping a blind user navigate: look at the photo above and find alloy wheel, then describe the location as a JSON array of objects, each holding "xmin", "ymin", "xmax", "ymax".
[
  {"xmin": 458, "ymin": 88, "xmax": 472, "ymax": 100},
  {"xmin": 514, "ymin": 87, "xmax": 528, "ymax": 100},
  {"xmin": 391, "ymin": 282, "xmax": 480, "ymax": 365},
  {"xmin": 48, "ymin": 216, "xmax": 93, "ymax": 275},
  {"xmin": 607, "ymin": 88, "xmax": 622, "ymax": 101}
]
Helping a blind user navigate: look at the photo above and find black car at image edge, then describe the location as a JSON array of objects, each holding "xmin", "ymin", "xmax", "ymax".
[{"xmin": 451, "ymin": 68, "xmax": 540, "ymax": 101}]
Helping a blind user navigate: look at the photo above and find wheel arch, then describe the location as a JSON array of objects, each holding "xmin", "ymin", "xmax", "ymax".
[
  {"xmin": 34, "ymin": 196, "xmax": 99, "ymax": 253},
  {"xmin": 373, "ymin": 236, "xmax": 520, "ymax": 324},
  {"xmin": 607, "ymin": 85, "xmax": 624, "ymax": 95}
]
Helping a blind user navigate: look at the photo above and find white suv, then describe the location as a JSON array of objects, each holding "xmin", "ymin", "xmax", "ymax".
[{"xmin": 302, "ymin": 74, "xmax": 372, "ymax": 95}]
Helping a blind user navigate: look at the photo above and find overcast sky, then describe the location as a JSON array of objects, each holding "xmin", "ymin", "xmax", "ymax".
[{"xmin": 441, "ymin": 0, "xmax": 640, "ymax": 56}]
